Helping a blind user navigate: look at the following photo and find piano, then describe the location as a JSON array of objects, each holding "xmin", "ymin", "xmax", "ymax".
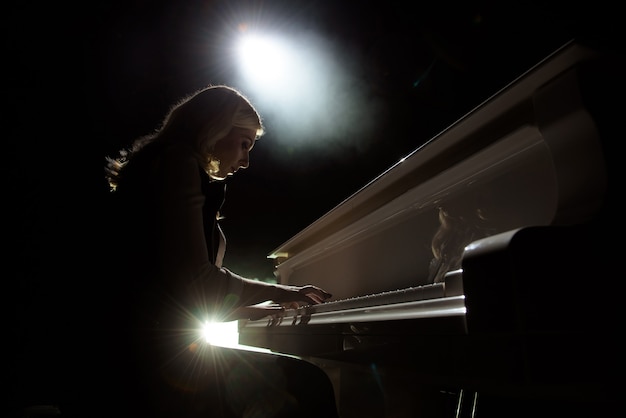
[{"xmin": 238, "ymin": 40, "xmax": 623, "ymax": 417}]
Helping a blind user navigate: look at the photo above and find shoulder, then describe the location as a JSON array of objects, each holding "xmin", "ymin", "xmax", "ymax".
[
  {"xmin": 158, "ymin": 144, "xmax": 198, "ymax": 167},
  {"xmin": 155, "ymin": 144, "xmax": 203, "ymax": 181},
  {"xmin": 116, "ymin": 143, "xmax": 203, "ymax": 196}
]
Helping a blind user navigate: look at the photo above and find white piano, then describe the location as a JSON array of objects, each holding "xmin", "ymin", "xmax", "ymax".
[{"xmin": 238, "ymin": 40, "xmax": 623, "ymax": 417}]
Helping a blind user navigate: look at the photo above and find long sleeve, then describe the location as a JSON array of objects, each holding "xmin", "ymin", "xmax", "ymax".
[
  {"xmin": 115, "ymin": 143, "xmax": 306, "ymax": 325},
  {"xmin": 153, "ymin": 146, "xmax": 245, "ymax": 317}
]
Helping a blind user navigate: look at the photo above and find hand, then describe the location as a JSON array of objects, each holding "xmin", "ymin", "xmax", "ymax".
[
  {"xmin": 226, "ymin": 304, "xmax": 285, "ymax": 321},
  {"xmin": 274, "ymin": 284, "xmax": 332, "ymax": 306}
]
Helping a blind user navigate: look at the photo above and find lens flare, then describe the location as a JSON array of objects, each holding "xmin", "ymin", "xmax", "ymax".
[{"xmin": 201, "ymin": 320, "xmax": 239, "ymax": 347}]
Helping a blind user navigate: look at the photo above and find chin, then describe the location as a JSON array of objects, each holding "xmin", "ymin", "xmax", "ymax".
[{"xmin": 209, "ymin": 173, "xmax": 227, "ymax": 181}]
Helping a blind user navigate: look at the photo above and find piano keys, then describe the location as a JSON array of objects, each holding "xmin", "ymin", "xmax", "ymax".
[
  {"xmin": 238, "ymin": 39, "xmax": 623, "ymax": 417},
  {"xmin": 260, "ymin": 269, "xmax": 462, "ymax": 326}
]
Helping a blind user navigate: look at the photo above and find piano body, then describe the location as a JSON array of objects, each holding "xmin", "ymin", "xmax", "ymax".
[{"xmin": 238, "ymin": 40, "xmax": 623, "ymax": 417}]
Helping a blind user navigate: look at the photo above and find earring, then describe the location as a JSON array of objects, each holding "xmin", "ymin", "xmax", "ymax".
[{"xmin": 208, "ymin": 156, "xmax": 220, "ymax": 175}]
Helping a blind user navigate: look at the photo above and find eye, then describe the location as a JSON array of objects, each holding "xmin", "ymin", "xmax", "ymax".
[{"xmin": 242, "ymin": 139, "xmax": 254, "ymax": 151}]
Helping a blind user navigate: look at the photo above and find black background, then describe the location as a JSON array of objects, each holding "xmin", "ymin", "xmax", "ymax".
[{"xmin": 6, "ymin": 0, "xmax": 623, "ymax": 411}]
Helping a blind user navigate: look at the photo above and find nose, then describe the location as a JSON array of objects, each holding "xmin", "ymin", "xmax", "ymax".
[{"xmin": 239, "ymin": 154, "xmax": 249, "ymax": 169}]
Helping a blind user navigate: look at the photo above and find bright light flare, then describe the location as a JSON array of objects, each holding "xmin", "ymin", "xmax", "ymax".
[
  {"xmin": 236, "ymin": 34, "xmax": 292, "ymax": 85},
  {"xmin": 227, "ymin": 17, "xmax": 384, "ymax": 163},
  {"xmin": 201, "ymin": 320, "xmax": 239, "ymax": 347}
]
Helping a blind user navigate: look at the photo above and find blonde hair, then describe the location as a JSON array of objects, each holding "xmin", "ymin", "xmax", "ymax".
[{"xmin": 106, "ymin": 85, "xmax": 264, "ymax": 190}]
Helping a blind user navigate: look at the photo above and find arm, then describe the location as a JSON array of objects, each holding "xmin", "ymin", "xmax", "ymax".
[
  {"xmin": 155, "ymin": 147, "xmax": 331, "ymax": 320},
  {"xmin": 236, "ymin": 273, "xmax": 332, "ymax": 306},
  {"xmin": 225, "ymin": 281, "xmax": 333, "ymax": 321}
]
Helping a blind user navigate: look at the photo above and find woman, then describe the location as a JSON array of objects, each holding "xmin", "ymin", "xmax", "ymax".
[{"xmin": 101, "ymin": 85, "xmax": 338, "ymax": 418}]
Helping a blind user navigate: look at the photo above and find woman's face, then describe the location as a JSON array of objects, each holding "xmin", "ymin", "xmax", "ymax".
[{"xmin": 210, "ymin": 127, "xmax": 257, "ymax": 180}]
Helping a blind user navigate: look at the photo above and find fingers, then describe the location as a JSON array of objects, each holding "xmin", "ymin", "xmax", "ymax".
[
  {"xmin": 268, "ymin": 311, "xmax": 284, "ymax": 326},
  {"xmin": 239, "ymin": 304, "xmax": 285, "ymax": 321},
  {"xmin": 273, "ymin": 284, "xmax": 332, "ymax": 305},
  {"xmin": 306, "ymin": 293, "xmax": 325, "ymax": 305},
  {"xmin": 282, "ymin": 301, "xmax": 300, "ymax": 310},
  {"xmin": 300, "ymin": 286, "xmax": 332, "ymax": 305}
]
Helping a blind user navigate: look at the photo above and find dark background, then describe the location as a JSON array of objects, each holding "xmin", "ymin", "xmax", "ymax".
[
  {"xmin": 6, "ymin": 0, "xmax": 622, "ymax": 412},
  {"xmin": 98, "ymin": 1, "xmax": 621, "ymax": 280}
]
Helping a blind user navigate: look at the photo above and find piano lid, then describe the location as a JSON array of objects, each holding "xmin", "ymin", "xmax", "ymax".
[{"xmin": 267, "ymin": 40, "xmax": 609, "ymax": 300}]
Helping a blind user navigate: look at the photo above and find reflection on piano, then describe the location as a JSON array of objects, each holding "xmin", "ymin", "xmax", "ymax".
[{"xmin": 239, "ymin": 40, "xmax": 623, "ymax": 417}]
